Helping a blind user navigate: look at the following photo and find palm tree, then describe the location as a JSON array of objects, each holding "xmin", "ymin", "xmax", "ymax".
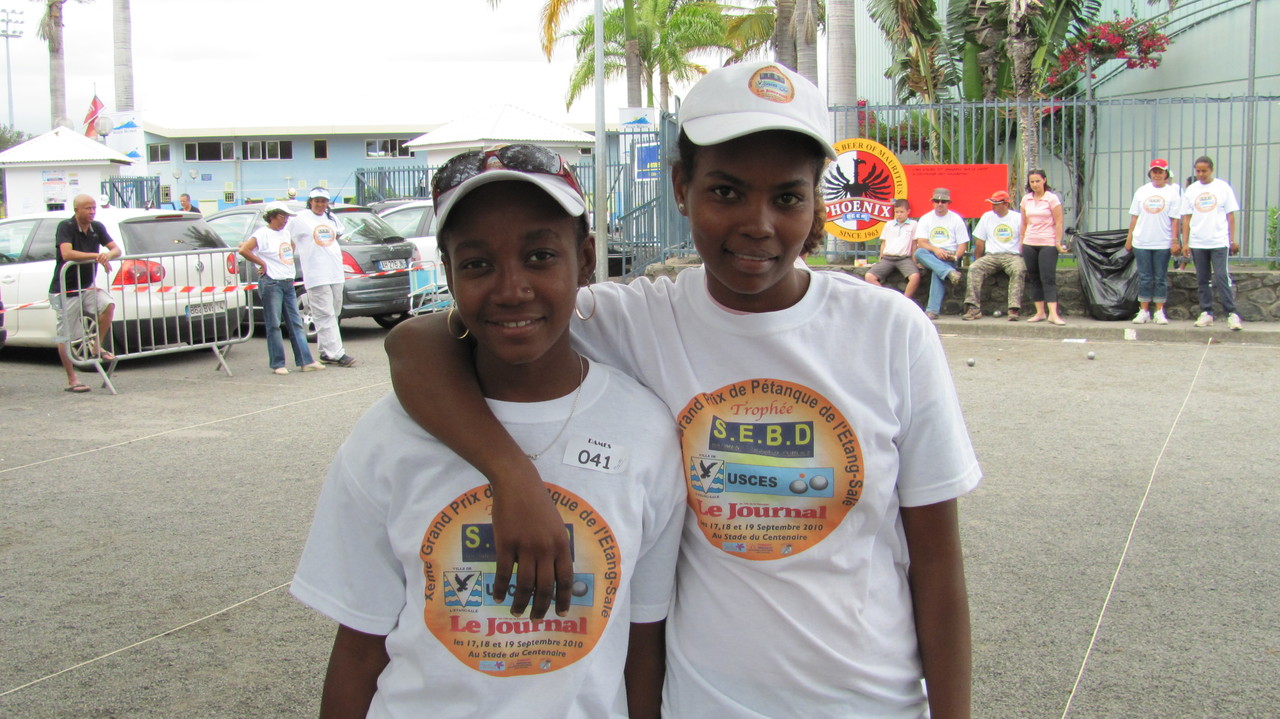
[
  {"xmin": 37, "ymin": 0, "xmax": 68, "ymax": 128},
  {"xmin": 536, "ymin": 0, "xmax": 645, "ymax": 106},
  {"xmin": 113, "ymin": 0, "xmax": 133, "ymax": 111},
  {"xmin": 827, "ymin": 0, "xmax": 858, "ymax": 140},
  {"xmin": 562, "ymin": 0, "xmax": 727, "ymax": 112}
]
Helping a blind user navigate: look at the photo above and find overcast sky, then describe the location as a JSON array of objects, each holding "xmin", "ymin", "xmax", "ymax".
[{"xmin": 3, "ymin": 0, "xmax": 656, "ymax": 135}]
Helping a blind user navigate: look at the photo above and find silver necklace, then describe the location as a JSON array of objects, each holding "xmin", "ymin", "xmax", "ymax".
[{"xmin": 526, "ymin": 356, "xmax": 587, "ymax": 460}]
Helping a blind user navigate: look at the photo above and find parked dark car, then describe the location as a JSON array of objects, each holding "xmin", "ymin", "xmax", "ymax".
[{"xmin": 205, "ymin": 202, "xmax": 416, "ymax": 330}]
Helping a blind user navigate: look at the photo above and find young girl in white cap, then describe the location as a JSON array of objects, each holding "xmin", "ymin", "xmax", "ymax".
[
  {"xmin": 293, "ymin": 146, "xmax": 684, "ymax": 717},
  {"xmin": 1125, "ymin": 159, "xmax": 1182, "ymax": 325},
  {"xmin": 387, "ymin": 61, "xmax": 980, "ymax": 718}
]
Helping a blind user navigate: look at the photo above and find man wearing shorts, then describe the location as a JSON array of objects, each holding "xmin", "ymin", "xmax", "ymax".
[
  {"xmin": 863, "ymin": 199, "xmax": 919, "ymax": 299},
  {"xmin": 49, "ymin": 194, "xmax": 120, "ymax": 393}
]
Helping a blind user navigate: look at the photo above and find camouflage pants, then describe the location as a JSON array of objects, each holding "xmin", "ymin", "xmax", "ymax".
[{"xmin": 964, "ymin": 253, "xmax": 1025, "ymax": 309}]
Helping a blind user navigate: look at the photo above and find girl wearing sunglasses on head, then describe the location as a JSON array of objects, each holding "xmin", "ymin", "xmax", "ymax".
[
  {"xmin": 387, "ymin": 62, "xmax": 980, "ymax": 718},
  {"xmin": 292, "ymin": 146, "xmax": 684, "ymax": 718}
]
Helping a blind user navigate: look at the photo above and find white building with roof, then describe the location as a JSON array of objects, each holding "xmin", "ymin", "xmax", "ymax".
[
  {"xmin": 0, "ymin": 127, "xmax": 134, "ymax": 215},
  {"xmin": 404, "ymin": 104, "xmax": 596, "ymax": 166}
]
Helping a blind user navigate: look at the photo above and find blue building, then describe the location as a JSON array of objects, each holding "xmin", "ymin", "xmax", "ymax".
[{"xmin": 136, "ymin": 120, "xmax": 430, "ymax": 211}]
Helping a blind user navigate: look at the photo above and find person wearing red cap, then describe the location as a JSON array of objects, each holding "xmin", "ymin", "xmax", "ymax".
[
  {"xmin": 1125, "ymin": 159, "xmax": 1182, "ymax": 324},
  {"xmin": 962, "ymin": 190, "xmax": 1024, "ymax": 320}
]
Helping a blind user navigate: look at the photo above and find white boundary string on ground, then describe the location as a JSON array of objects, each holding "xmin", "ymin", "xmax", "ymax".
[{"xmin": 1059, "ymin": 338, "xmax": 1216, "ymax": 718}]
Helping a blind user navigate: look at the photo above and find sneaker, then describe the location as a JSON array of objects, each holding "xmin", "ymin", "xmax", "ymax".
[
  {"xmin": 1007, "ymin": 309, "xmax": 1019, "ymax": 321},
  {"xmin": 962, "ymin": 307, "xmax": 982, "ymax": 321},
  {"xmin": 1194, "ymin": 312, "xmax": 1214, "ymax": 327},
  {"xmin": 925, "ymin": 311, "xmax": 939, "ymax": 320},
  {"xmin": 272, "ymin": 367, "xmax": 289, "ymax": 375},
  {"xmin": 331, "ymin": 354, "xmax": 357, "ymax": 367},
  {"xmin": 947, "ymin": 271, "xmax": 963, "ymax": 284},
  {"xmin": 1153, "ymin": 309, "xmax": 1168, "ymax": 325},
  {"xmin": 319, "ymin": 354, "xmax": 339, "ymax": 364},
  {"xmin": 1132, "ymin": 309, "xmax": 1150, "ymax": 324},
  {"xmin": 1227, "ymin": 313, "xmax": 1243, "ymax": 331},
  {"xmin": 301, "ymin": 362, "xmax": 326, "ymax": 372}
]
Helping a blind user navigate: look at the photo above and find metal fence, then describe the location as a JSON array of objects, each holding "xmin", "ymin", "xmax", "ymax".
[
  {"xmin": 57, "ymin": 247, "xmax": 253, "ymax": 393},
  {"xmin": 830, "ymin": 96, "xmax": 1280, "ymax": 262}
]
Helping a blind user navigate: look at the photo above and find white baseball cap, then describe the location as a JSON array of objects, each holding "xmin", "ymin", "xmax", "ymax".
[
  {"xmin": 432, "ymin": 144, "xmax": 587, "ymax": 232},
  {"xmin": 308, "ymin": 187, "xmax": 331, "ymax": 201},
  {"xmin": 261, "ymin": 202, "xmax": 297, "ymax": 219},
  {"xmin": 679, "ymin": 61, "xmax": 836, "ymax": 159}
]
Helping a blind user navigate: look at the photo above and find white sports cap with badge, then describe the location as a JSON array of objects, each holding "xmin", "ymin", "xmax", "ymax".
[
  {"xmin": 308, "ymin": 187, "xmax": 331, "ymax": 201},
  {"xmin": 678, "ymin": 61, "xmax": 836, "ymax": 160},
  {"xmin": 432, "ymin": 144, "xmax": 588, "ymax": 232}
]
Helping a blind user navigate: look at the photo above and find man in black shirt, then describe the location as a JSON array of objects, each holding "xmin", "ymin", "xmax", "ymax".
[{"xmin": 48, "ymin": 194, "xmax": 120, "ymax": 392}]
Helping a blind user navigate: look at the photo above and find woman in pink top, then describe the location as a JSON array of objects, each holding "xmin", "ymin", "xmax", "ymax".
[{"xmin": 1018, "ymin": 169, "xmax": 1069, "ymax": 324}]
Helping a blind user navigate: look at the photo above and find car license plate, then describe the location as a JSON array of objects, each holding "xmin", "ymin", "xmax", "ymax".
[
  {"xmin": 378, "ymin": 259, "xmax": 408, "ymax": 271},
  {"xmin": 186, "ymin": 301, "xmax": 226, "ymax": 317}
]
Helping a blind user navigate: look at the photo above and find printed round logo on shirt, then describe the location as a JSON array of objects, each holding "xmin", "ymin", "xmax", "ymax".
[
  {"xmin": 1142, "ymin": 195, "xmax": 1166, "ymax": 214},
  {"xmin": 420, "ymin": 483, "xmax": 620, "ymax": 676},
  {"xmin": 278, "ymin": 243, "xmax": 294, "ymax": 265},
  {"xmin": 1194, "ymin": 192, "xmax": 1217, "ymax": 213},
  {"xmin": 930, "ymin": 226, "xmax": 952, "ymax": 243},
  {"xmin": 678, "ymin": 379, "xmax": 863, "ymax": 560},
  {"xmin": 313, "ymin": 225, "xmax": 337, "ymax": 247},
  {"xmin": 993, "ymin": 224, "xmax": 1014, "ymax": 242}
]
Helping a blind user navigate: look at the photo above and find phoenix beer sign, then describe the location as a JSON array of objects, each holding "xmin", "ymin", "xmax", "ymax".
[{"xmin": 822, "ymin": 138, "xmax": 909, "ymax": 242}]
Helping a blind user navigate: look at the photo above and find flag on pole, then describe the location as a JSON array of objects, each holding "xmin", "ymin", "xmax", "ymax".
[{"xmin": 83, "ymin": 95, "xmax": 105, "ymax": 138}]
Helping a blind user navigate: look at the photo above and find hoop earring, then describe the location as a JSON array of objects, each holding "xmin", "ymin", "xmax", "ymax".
[
  {"xmin": 447, "ymin": 304, "xmax": 470, "ymax": 339},
  {"xmin": 575, "ymin": 284, "xmax": 597, "ymax": 321}
]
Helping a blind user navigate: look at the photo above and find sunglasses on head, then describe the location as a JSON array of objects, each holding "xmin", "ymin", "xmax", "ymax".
[{"xmin": 432, "ymin": 144, "xmax": 584, "ymax": 202}]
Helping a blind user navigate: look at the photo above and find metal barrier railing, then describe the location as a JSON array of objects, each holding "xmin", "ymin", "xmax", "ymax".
[{"xmin": 56, "ymin": 246, "xmax": 253, "ymax": 394}]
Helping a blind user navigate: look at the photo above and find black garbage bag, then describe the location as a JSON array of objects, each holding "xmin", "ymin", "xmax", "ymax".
[{"xmin": 1068, "ymin": 228, "xmax": 1139, "ymax": 321}]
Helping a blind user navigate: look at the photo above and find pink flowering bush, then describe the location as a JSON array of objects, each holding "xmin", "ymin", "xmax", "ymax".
[{"xmin": 1048, "ymin": 15, "xmax": 1171, "ymax": 85}]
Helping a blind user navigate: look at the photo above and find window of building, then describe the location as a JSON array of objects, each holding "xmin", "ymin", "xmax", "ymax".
[
  {"xmin": 184, "ymin": 141, "xmax": 236, "ymax": 162},
  {"xmin": 365, "ymin": 139, "xmax": 413, "ymax": 158},
  {"xmin": 147, "ymin": 143, "xmax": 171, "ymax": 163},
  {"xmin": 240, "ymin": 140, "xmax": 294, "ymax": 161},
  {"xmin": 314, "ymin": 140, "xmax": 328, "ymax": 160}
]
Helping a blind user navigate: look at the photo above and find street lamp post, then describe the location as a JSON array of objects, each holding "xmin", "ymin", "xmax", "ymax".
[{"xmin": 0, "ymin": 8, "xmax": 22, "ymax": 129}]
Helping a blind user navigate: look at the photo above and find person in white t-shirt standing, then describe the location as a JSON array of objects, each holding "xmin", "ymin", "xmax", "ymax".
[
  {"xmin": 238, "ymin": 203, "xmax": 325, "ymax": 375},
  {"xmin": 912, "ymin": 187, "xmax": 969, "ymax": 319},
  {"xmin": 863, "ymin": 199, "xmax": 921, "ymax": 299},
  {"xmin": 289, "ymin": 187, "xmax": 357, "ymax": 365},
  {"xmin": 1181, "ymin": 156, "xmax": 1242, "ymax": 330},
  {"xmin": 1125, "ymin": 158, "xmax": 1182, "ymax": 325},
  {"xmin": 962, "ymin": 190, "xmax": 1024, "ymax": 321}
]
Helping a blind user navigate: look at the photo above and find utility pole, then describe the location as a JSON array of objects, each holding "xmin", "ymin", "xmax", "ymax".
[{"xmin": 0, "ymin": 8, "xmax": 21, "ymax": 129}]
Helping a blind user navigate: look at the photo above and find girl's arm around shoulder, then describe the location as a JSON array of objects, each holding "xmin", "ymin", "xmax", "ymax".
[
  {"xmin": 319, "ymin": 624, "xmax": 389, "ymax": 719},
  {"xmin": 624, "ymin": 620, "xmax": 666, "ymax": 719},
  {"xmin": 384, "ymin": 313, "xmax": 574, "ymax": 619},
  {"xmin": 902, "ymin": 499, "xmax": 971, "ymax": 719}
]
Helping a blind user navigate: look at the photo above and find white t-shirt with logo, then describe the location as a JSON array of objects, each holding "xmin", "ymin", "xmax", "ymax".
[
  {"xmin": 1181, "ymin": 178, "xmax": 1239, "ymax": 249},
  {"xmin": 877, "ymin": 219, "xmax": 918, "ymax": 256},
  {"xmin": 973, "ymin": 210, "xmax": 1023, "ymax": 255},
  {"xmin": 292, "ymin": 361, "xmax": 685, "ymax": 718},
  {"xmin": 572, "ymin": 268, "xmax": 982, "ymax": 718},
  {"xmin": 248, "ymin": 226, "xmax": 296, "ymax": 281},
  {"xmin": 913, "ymin": 210, "xmax": 969, "ymax": 253},
  {"xmin": 1128, "ymin": 182, "xmax": 1182, "ymax": 249},
  {"xmin": 288, "ymin": 209, "xmax": 346, "ymax": 287}
]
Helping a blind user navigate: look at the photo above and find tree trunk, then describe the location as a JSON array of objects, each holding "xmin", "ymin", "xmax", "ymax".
[
  {"xmin": 660, "ymin": 72, "xmax": 670, "ymax": 113},
  {"xmin": 827, "ymin": 0, "xmax": 857, "ymax": 140},
  {"xmin": 773, "ymin": 0, "xmax": 796, "ymax": 71},
  {"xmin": 46, "ymin": 0, "xmax": 69, "ymax": 129},
  {"xmin": 113, "ymin": 0, "xmax": 133, "ymax": 112},
  {"xmin": 1009, "ymin": 33, "xmax": 1040, "ymax": 173},
  {"xmin": 793, "ymin": 0, "xmax": 818, "ymax": 85},
  {"xmin": 623, "ymin": 0, "xmax": 643, "ymax": 107}
]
